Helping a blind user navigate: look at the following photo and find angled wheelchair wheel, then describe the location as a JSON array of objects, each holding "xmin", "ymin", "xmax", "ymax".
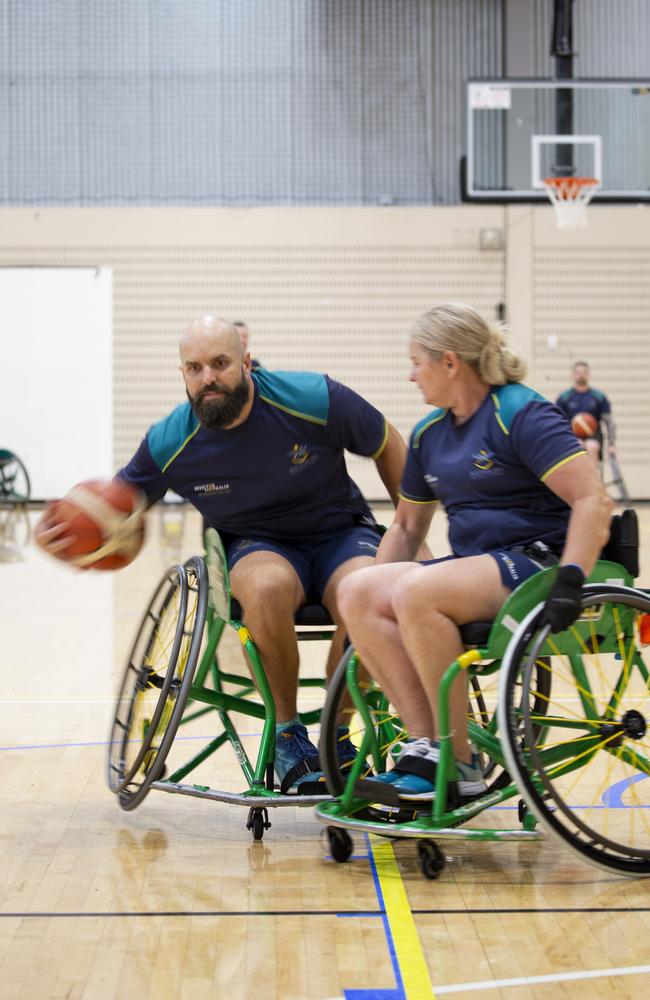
[
  {"xmin": 320, "ymin": 646, "xmax": 407, "ymax": 797},
  {"xmin": 499, "ymin": 584, "xmax": 650, "ymax": 877},
  {"xmin": 0, "ymin": 450, "xmax": 30, "ymax": 502},
  {"xmin": 107, "ymin": 562, "xmax": 189, "ymax": 793},
  {"xmin": 107, "ymin": 556, "xmax": 208, "ymax": 809}
]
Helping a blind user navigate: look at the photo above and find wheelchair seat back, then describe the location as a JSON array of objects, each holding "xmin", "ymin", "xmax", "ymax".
[{"xmin": 600, "ymin": 508, "xmax": 639, "ymax": 579}]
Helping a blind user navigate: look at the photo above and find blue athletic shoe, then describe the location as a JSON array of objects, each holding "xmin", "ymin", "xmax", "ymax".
[
  {"xmin": 274, "ymin": 723, "xmax": 324, "ymax": 794},
  {"xmin": 393, "ymin": 748, "xmax": 487, "ymax": 803},
  {"xmin": 368, "ymin": 738, "xmax": 438, "ymax": 793},
  {"xmin": 389, "ymin": 738, "xmax": 440, "ymax": 801}
]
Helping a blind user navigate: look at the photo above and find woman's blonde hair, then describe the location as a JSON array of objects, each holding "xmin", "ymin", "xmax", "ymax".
[{"xmin": 411, "ymin": 302, "xmax": 526, "ymax": 385}]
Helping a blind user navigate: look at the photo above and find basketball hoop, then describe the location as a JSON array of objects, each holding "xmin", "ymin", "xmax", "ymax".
[{"xmin": 543, "ymin": 176, "xmax": 600, "ymax": 229}]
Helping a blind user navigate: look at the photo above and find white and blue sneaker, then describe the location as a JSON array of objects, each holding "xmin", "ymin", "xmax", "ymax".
[{"xmin": 370, "ymin": 739, "xmax": 487, "ymax": 803}]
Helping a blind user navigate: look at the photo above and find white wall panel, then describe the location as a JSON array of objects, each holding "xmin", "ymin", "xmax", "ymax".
[{"xmin": 0, "ymin": 267, "xmax": 112, "ymax": 498}]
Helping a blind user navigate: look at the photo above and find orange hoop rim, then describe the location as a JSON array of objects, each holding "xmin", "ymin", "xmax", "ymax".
[{"xmin": 543, "ymin": 176, "xmax": 600, "ymax": 197}]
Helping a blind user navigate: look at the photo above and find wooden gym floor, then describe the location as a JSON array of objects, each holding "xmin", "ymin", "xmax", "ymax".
[{"xmin": 1, "ymin": 503, "xmax": 650, "ymax": 1000}]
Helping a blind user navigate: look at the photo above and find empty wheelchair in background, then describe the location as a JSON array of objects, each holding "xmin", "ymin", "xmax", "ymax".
[
  {"xmin": 107, "ymin": 528, "xmax": 335, "ymax": 839},
  {"xmin": 316, "ymin": 510, "xmax": 650, "ymax": 879},
  {"xmin": 0, "ymin": 449, "xmax": 31, "ymax": 558},
  {"xmin": 0, "ymin": 449, "xmax": 31, "ymax": 502}
]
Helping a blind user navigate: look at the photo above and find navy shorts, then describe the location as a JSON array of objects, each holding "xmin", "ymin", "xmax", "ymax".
[
  {"xmin": 423, "ymin": 544, "xmax": 559, "ymax": 592},
  {"xmin": 224, "ymin": 526, "xmax": 382, "ymax": 603},
  {"xmin": 488, "ymin": 548, "xmax": 558, "ymax": 590}
]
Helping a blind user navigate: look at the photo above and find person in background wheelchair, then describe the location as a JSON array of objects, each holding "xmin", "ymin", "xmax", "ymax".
[
  {"xmin": 556, "ymin": 360, "xmax": 617, "ymax": 468},
  {"xmin": 337, "ymin": 302, "xmax": 612, "ymax": 803},
  {"xmin": 38, "ymin": 314, "xmax": 409, "ymax": 795}
]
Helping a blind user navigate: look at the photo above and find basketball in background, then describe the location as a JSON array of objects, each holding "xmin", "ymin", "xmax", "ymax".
[
  {"xmin": 571, "ymin": 412, "xmax": 598, "ymax": 439},
  {"xmin": 40, "ymin": 479, "xmax": 146, "ymax": 570}
]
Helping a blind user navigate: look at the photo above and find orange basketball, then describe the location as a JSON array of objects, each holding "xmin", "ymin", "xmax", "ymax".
[
  {"xmin": 571, "ymin": 412, "xmax": 598, "ymax": 439},
  {"xmin": 43, "ymin": 479, "xmax": 146, "ymax": 570}
]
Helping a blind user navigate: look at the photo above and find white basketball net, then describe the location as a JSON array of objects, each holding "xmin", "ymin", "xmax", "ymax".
[{"xmin": 543, "ymin": 177, "xmax": 600, "ymax": 229}]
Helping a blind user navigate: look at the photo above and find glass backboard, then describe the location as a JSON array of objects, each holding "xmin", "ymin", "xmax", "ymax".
[{"xmin": 465, "ymin": 79, "xmax": 650, "ymax": 201}]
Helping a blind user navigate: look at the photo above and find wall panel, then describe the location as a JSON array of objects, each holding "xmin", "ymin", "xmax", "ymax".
[
  {"xmin": 2, "ymin": 204, "xmax": 646, "ymax": 502},
  {"xmin": 0, "ymin": 207, "xmax": 505, "ymax": 500},
  {"xmin": 507, "ymin": 203, "xmax": 650, "ymax": 500}
]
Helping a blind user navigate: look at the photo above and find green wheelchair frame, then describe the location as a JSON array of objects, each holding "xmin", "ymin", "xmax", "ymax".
[
  {"xmin": 316, "ymin": 557, "xmax": 650, "ymax": 880},
  {"xmin": 107, "ymin": 528, "xmax": 334, "ymax": 839}
]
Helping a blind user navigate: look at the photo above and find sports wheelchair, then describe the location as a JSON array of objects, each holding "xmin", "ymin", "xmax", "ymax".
[
  {"xmin": 0, "ymin": 449, "xmax": 31, "ymax": 502},
  {"xmin": 107, "ymin": 528, "xmax": 335, "ymax": 839},
  {"xmin": 316, "ymin": 510, "xmax": 650, "ymax": 879},
  {"xmin": 0, "ymin": 449, "xmax": 31, "ymax": 558}
]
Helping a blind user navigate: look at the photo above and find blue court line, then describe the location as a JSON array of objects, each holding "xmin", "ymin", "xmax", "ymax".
[
  {"xmin": 601, "ymin": 772, "xmax": 650, "ymax": 806},
  {"xmin": 338, "ymin": 833, "xmax": 406, "ymax": 1000},
  {"xmin": 0, "ymin": 731, "xmax": 267, "ymax": 753}
]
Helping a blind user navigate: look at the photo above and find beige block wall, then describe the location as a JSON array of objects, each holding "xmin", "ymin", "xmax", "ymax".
[
  {"xmin": 0, "ymin": 205, "xmax": 646, "ymax": 499},
  {"xmin": 506, "ymin": 203, "xmax": 650, "ymax": 500}
]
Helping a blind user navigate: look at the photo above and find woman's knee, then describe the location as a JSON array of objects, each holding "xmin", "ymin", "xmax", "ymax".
[
  {"xmin": 339, "ymin": 565, "xmax": 399, "ymax": 624},
  {"xmin": 393, "ymin": 566, "xmax": 443, "ymax": 622},
  {"xmin": 337, "ymin": 568, "xmax": 373, "ymax": 619}
]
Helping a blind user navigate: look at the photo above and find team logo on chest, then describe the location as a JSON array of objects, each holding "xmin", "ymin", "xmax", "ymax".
[
  {"xmin": 472, "ymin": 449, "xmax": 495, "ymax": 470},
  {"xmin": 288, "ymin": 443, "xmax": 318, "ymax": 475},
  {"xmin": 469, "ymin": 449, "xmax": 503, "ymax": 479}
]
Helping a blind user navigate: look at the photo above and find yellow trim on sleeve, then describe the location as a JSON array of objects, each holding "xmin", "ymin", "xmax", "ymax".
[
  {"xmin": 161, "ymin": 423, "xmax": 201, "ymax": 472},
  {"xmin": 413, "ymin": 409, "xmax": 447, "ymax": 447},
  {"xmin": 491, "ymin": 393, "xmax": 509, "ymax": 435},
  {"xmin": 397, "ymin": 491, "xmax": 438, "ymax": 505},
  {"xmin": 540, "ymin": 449, "xmax": 587, "ymax": 482},
  {"xmin": 258, "ymin": 394, "xmax": 327, "ymax": 425},
  {"xmin": 370, "ymin": 419, "xmax": 390, "ymax": 461}
]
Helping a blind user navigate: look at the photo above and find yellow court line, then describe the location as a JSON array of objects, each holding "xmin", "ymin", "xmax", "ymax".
[{"xmin": 369, "ymin": 834, "xmax": 435, "ymax": 1000}]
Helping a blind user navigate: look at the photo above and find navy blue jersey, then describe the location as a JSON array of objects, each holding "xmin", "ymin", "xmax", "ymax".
[
  {"xmin": 400, "ymin": 383, "xmax": 585, "ymax": 557},
  {"xmin": 118, "ymin": 369, "xmax": 387, "ymax": 541},
  {"xmin": 556, "ymin": 386, "xmax": 611, "ymax": 427}
]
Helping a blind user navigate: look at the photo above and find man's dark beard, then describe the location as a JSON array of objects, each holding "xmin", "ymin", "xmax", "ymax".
[{"xmin": 188, "ymin": 376, "xmax": 250, "ymax": 430}]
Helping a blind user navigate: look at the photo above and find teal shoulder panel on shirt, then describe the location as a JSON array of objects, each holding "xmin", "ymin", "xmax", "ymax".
[
  {"xmin": 411, "ymin": 408, "xmax": 447, "ymax": 448},
  {"xmin": 147, "ymin": 402, "xmax": 200, "ymax": 471},
  {"xmin": 253, "ymin": 369, "xmax": 330, "ymax": 424},
  {"xmin": 491, "ymin": 383, "xmax": 545, "ymax": 432},
  {"xmin": 591, "ymin": 387, "xmax": 606, "ymax": 402},
  {"xmin": 557, "ymin": 388, "xmax": 573, "ymax": 402}
]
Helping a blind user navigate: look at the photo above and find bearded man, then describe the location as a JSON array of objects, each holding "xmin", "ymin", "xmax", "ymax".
[{"xmin": 104, "ymin": 316, "xmax": 407, "ymax": 792}]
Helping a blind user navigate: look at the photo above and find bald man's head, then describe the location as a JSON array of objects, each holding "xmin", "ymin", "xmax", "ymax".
[
  {"xmin": 179, "ymin": 315, "xmax": 244, "ymax": 363},
  {"xmin": 179, "ymin": 314, "xmax": 253, "ymax": 430}
]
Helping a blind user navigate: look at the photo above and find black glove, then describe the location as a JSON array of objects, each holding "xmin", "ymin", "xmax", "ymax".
[{"xmin": 541, "ymin": 564, "xmax": 585, "ymax": 633}]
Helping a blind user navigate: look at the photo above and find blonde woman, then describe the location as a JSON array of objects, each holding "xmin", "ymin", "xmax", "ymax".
[{"xmin": 338, "ymin": 303, "xmax": 612, "ymax": 802}]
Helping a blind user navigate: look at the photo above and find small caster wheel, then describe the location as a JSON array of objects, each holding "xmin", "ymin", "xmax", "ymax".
[
  {"xmin": 327, "ymin": 826, "xmax": 354, "ymax": 863},
  {"xmin": 417, "ymin": 839, "xmax": 446, "ymax": 880},
  {"xmin": 246, "ymin": 807, "xmax": 271, "ymax": 841},
  {"xmin": 518, "ymin": 799, "xmax": 537, "ymax": 831}
]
